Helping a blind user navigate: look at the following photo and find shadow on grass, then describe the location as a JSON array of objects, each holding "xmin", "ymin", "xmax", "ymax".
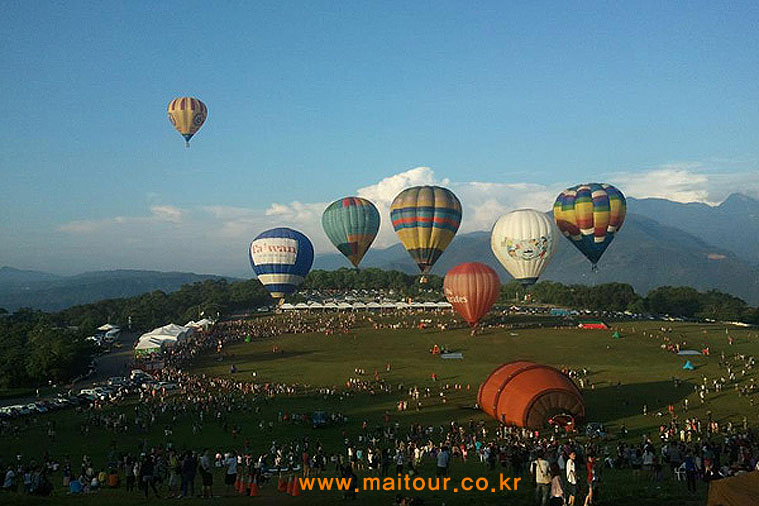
[
  {"xmin": 583, "ymin": 380, "xmax": 693, "ymax": 424},
  {"xmin": 220, "ymin": 350, "xmax": 315, "ymax": 365}
]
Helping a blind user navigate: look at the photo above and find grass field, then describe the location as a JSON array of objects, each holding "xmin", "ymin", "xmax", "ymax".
[{"xmin": 2, "ymin": 315, "xmax": 758, "ymax": 506}]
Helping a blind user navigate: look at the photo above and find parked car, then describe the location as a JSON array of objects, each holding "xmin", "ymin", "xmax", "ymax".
[{"xmin": 108, "ymin": 376, "xmax": 129, "ymax": 387}]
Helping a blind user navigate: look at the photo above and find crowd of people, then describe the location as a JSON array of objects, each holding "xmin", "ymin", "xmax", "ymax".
[{"xmin": 1, "ymin": 311, "xmax": 758, "ymax": 504}]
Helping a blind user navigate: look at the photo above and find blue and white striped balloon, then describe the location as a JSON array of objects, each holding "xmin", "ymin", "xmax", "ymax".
[{"xmin": 249, "ymin": 227, "xmax": 314, "ymax": 300}]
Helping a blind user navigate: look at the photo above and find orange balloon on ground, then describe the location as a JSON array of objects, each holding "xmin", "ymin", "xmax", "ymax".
[
  {"xmin": 443, "ymin": 262, "xmax": 501, "ymax": 327},
  {"xmin": 478, "ymin": 361, "xmax": 585, "ymax": 428}
]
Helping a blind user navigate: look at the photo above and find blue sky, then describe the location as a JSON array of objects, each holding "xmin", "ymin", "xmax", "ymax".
[{"xmin": 1, "ymin": 1, "xmax": 758, "ymax": 275}]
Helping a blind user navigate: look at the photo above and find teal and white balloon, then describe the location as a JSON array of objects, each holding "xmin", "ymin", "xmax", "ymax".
[{"xmin": 490, "ymin": 209, "xmax": 557, "ymax": 286}]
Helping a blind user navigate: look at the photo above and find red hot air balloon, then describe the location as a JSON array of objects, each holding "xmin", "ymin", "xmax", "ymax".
[{"xmin": 443, "ymin": 262, "xmax": 501, "ymax": 327}]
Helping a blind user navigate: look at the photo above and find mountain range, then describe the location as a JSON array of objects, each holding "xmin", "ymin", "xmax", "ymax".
[
  {"xmin": 2, "ymin": 193, "xmax": 758, "ymax": 310},
  {"xmin": 0, "ymin": 268, "xmax": 231, "ymax": 312},
  {"xmin": 315, "ymin": 193, "xmax": 759, "ymax": 304}
]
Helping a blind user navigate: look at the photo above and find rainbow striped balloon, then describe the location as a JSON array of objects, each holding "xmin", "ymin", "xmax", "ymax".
[
  {"xmin": 322, "ymin": 197, "xmax": 380, "ymax": 268},
  {"xmin": 167, "ymin": 97, "xmax": 207, "ymax": 147},
  {"xmin": 390, "ymin": 186, "xmax": 462, "ymax": 274},
  {"xmin": 553, "ymin": 183, "xmax": 626, "ymax": 266}
]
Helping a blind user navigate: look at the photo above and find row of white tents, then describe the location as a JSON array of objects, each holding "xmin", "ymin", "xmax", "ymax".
[
  {"xmin": 134, "ymin": 319, "xmax": 215, "ymax": 355},
  {"xmin": 279, "ymin": 301, "xmax": 453, "ymax": 311}
]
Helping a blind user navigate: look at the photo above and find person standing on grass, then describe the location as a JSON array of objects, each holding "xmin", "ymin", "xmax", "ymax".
[
  {"xmin": 224, "ymin": 452, "xmax": 238, "ymax": 495},
  {"xmin": 167, "ymin": 450, "xmax": 179, "ymax": 494},
  {"xmin": 180, "ymin": 451, "xmax": 197, "ymax": 498},
  {"xmin": 140, "ymin": 454, "xmax": 161, "ymax": 499},
  {"xmin": 436, "ymin": 446, "xmax": 450, "ymax": 477},
  {"xmin": 566, "ymin": 451, "xmax": 577, "ymax": 506},
  {"xmin": 199, "ymin": 449, "xmax": 213, "ymax": 498},
  {"xmin": 684, "ymin": 451, "xmax": 697, "ymax": 493},
  {"xmin": 583, "ymin": 455, "xmax": 597, "ymax": 506},
  {"xmin": 532, "ymin": 451, "xmax": 551, "ymax": 506},
  {"xmin": 549, "ymin": 463, "xmax": 564, "ymax": 506}
]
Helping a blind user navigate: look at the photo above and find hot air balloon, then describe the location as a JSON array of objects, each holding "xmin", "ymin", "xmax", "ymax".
[
  {"xmin": 167, "ymin": 97, "xmax": 207, "ymax": 147},
  {"xmin": 443, "ymin": 262, "xmax": 500, "ymax": 327},
  {"xmin": 390, "ymin": 186, "xmax": 462, "ymax": 278},
  {"xmin": 321, "ymin": 197, "xmax": 380, "ymax": 268},
  {"xmin": 491, "ymin": 209, "xmax": 558, "ymax": 286},
  {"xmin": 553, "ymin": 183, "xmax": 626, "ymax": 267},
  {"xmin": 249, "ymin": 227, "xmax": 314, "ymax": 302}
]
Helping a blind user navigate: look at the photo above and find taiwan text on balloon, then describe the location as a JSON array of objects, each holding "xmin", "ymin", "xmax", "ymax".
[{"xmin": 249, "ymin": 227, "xmax": 314, "ymax": 300}]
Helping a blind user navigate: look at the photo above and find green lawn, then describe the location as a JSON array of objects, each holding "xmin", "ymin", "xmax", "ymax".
[{"xmin": 2, "ymin": 317, "xmax": 757, "ymax": 506}]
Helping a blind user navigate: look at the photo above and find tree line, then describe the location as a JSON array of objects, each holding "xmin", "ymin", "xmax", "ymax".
[
  {"xmin": 1, "ymin": 268, "xmax": 757, "ymax": 388},
  {"xmin": 511, "ymin": 281, "xmax": 759, "ymax": 323}
]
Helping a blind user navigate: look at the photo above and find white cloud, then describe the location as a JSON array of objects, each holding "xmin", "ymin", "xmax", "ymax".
[
  {"xmin": 150, "ymin": 205, "xmax": 186, "ymax": 223},
  {"xmin": 612, "ymin": 162, "xmax": 759, "ymax": 205},
  {"xmin": 48, "ymin": 164, "xmax": 758, "ymax": 275},
  {"xmin": 613, "ymin": 167, "xmax": 713, "ymax": 204},
  {"xmin": 57, "ymin": 205, "xmax": 187, "ymax": 234}
]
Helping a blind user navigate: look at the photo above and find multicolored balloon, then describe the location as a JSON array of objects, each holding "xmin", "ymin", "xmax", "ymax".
[
  {"xmin": 321, "ymin": 197, "xmax": 380, "ymax": 268},
  {"xmin": 553, "ymin": 183, "xmax": 626, "ymax": 266},
  {"xmin": 167, "ymin": 97, "xmax": 207, "ymax": 147},
  {"xmin": 249, "ymin": 227, "xmax": 314, "ymax": 300},
  {"xmin": 390, "ymin": 186, "xmax": 462, "ymax": 274},
  {"xmin": 444, "ymin": 262, "xmax": 501, "ymax": 327},
  {"xmin": 491, "ymin": 209, "xmax": 558, "ymax": 286}
]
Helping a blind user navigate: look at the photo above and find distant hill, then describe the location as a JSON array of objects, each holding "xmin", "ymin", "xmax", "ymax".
[
  {"xmin": 628, "ymin": 193, "xmax": 759, "ymax": 265},
  {"xmin": 0, "ymin": 269, "xmax": 236, "ymax": 312},
  {"xmin": 0, "ymin": 266, "xmax": 63, "ymax": 289},
  {"xmin": 314, "ymin": 213, "xmax": 759, "ymax": 304}
]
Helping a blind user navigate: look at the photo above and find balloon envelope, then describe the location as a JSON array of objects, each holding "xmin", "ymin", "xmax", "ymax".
[
  {"xmin": 491, "ymin": 209, "xmax": 557, "ymax": 286},
  {"xmin": 444, "ymin": 262, "xmax": 500, "ymax": 326},
  {"xmin": 249, "ymin": 228, "xmax": 314, "ymax": 299},
  {"xmin": 321, "ymin": 197, "xmax": 380, "ymax": 267},
  {"xmin": 168, "ymin": 97, "xmax": 207, "ymax": 146},
  {"xmin": 553, "ymin": 183, "xmax": 626, "ymax": 266},
  {"xmin": 390, "ymin": 186, "xmax": 462, "ymax": 274}
]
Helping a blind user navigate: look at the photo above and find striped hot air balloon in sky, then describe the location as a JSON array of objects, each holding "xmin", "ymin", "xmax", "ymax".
[
  {"xmin": 390, "ymin": 186, "xmax": 462, "ymax": 274},
  {"xmin": 167, "ymin": 97, "xmax": 207, "ymax": 147},
  {"xmin": 249, "ymin": 228, "xmax": 314, "ymax": 300},
  {"xmin": 553, "ymin": 183, "xmax": 626, "ymax": 266},
  {"xmin": 321, "ymin": 197, "xmax": 380, "ymax": 268}
]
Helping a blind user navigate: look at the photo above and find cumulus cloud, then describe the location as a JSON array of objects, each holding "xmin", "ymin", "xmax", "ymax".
[
  {"xmin": 612, "ymin": 162, "xmax": 759, "ymax": 205},
  {"xmin": 49, "ymin": 164, "xmax": 757, "ymax": 275},
  {"xmin": 613, "ymin": 166, "xmax": 713, "ymax": 204}
]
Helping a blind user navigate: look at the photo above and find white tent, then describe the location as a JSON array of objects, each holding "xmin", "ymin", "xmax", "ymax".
[
  {"xmin": 411, "ymin": 302, "xmax": 425, "ymax": 309},
  {"xmin": 337, "ymin": 302, "xmax": 353, "ymax": 310},
  {"xmin": 98, "ymin": 323, "xmax": 119, "ymax": 331},
  {"xmin": 295, "ymin": 302, "xmax": 309, "ymax": 310},
  {"xmin": 423, "ymin": 302, "xmax": 437, "ymax": 309},
  {"xmin": 195, "ymin": 318, "xmax": 215, "ymax": 330},
  {"xmin": 158, "ymin": 323, "xmax": 194, "ymax": 339},
  {"xmin": 138, "ymin": 323, "xmax": 191, "ymax": 348},
  {"xmin": 280, "ymin": 303, "xmax": 295, "ymax": 310},
  {"xmin": 366, "ymin": 302, "xmax": 382, "ymax": 310},
  {"xmin": 381, "ymin": 302, "xmax": 395, "ymax": 310},
  {"xmin": 352, "ymin": 301, "xmax": 367, "ymax": 310},
  {"xmin": 324, "ymin": 302, "xmax": 338, "ymax": 310},
  {"xmin": 309, "ymin": 302, "xmax": 325, "ymax": 309},
  {"xmin": 134, "ymin": 336, "xmax": 164, "ymax": 354},
  {"xmin": 436, "ymin": 301, "xmax": 452, "ymax": 309},
  {"xmin": 395, "ymin": 302, "xmax": 409, "ymax": 309}
]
